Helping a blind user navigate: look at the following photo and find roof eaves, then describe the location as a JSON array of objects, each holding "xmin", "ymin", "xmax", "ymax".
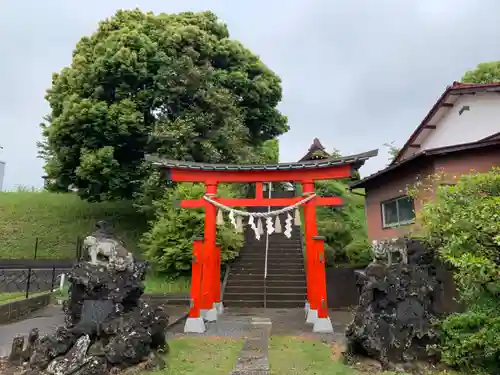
[
  {"xmin": 350, "ymin": 138, "xmax": 500, "ymax": 189},
  {"xmin": 350, "ymin": 152, "xmax": 423, "ymax": 189},
  {"xmin": 391, "ymin": 82, "xmax": 500, "ymax": 165}
]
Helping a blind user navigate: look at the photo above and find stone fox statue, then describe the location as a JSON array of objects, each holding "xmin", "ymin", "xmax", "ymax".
[{"xmin": 82, "ymin": 221, "xmax": 134, "ymax": 272}]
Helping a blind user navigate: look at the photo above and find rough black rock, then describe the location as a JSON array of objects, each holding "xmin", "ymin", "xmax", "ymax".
[
  {"xmin": 344, "ymin": 239, "xmax": 447, "ymax": 369},
  {"xmin": 9, "ymin": 234, "xmax": 169, "ymax": 375},
  {"xmin": 63, "ymin": 261, "xmax": 148, "ymax": 327}
]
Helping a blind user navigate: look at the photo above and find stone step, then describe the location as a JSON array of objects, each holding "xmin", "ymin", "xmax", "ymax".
[
  {"xmin": 236, "ymin": 258, "xmax": 302, "ymax": 264},
  {"xmin": 238, "ymin": 250, "xmax": 303, "ymax": 256},
  {"xmin": 243, "ymin": 242, "xmax": 302, "ymax": 247},
  {"xmin": 239, "ymin": 248, "xmax": 302, "ymax": 254},
  {"xmin": 230, "ymin": 268, "xmax": 305, "ymax": 275},
  {"xmin": 230, "ymin": 267, "xmax": 305, "ymax": 274},
  {"xmin": 231, "ymin": 262, "xmax": 304, "ymax": 269},
  {"xmin": 238, "ymin": 250, "xmax": 303, "ymax": 255},
  {"xmin": 243, "ymin": 246, "xmax": 302, "ymax": 250},
  {"xmin": 223, "ymin": 300, "xmax": 305, "ymax": 308},
  {"xmin": 231, "ymin": 260, "xmax": 304, "ymax": 267},
  {"xmin": 265, "ymin": 279, "xmax": 307, "ymax": 286},
  {"xmin": 225, "ymin": 279, "xmax": 307, "ymax": 287},
  {"xmin": 224, "ymin": 292, "xmax": 306, "ymax": 302},
  {"xmin": 224, "ymin": 285, "xmax": 307, "ymax": 294},
  {"xmin": 227, "ymin": 274, "xmax": 306, "ymax": 282},
  {"xmin": 244, "ymin": 240, "xmax": 302, "ymax": 246},
  {"xmin": 240, "ymin": 245, "xmax": 303, "ymax": 250},
  {"xmin": 238, "ymin": 252, "xmax": 303, "ymax": 258},
  {"xmin": 246, "ymin": 235, "xmax": 302, "ymax": 240}
]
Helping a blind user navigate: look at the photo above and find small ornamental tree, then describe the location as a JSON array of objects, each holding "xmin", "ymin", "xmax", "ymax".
[
  {"xmin": 140, "ymin": 183, "xmax": 243, "ymax": 276},
  {"xmin": 410, "ymin": 169, "xmax": 500, "ymax": 372}
]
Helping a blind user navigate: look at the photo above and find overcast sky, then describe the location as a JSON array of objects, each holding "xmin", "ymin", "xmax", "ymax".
[{"xmin": 1, "ymin": 0, "xmax": 500, "ymax": 190}]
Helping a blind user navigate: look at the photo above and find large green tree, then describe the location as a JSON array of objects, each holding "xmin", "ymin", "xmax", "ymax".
[
  {"xmin": 462, "ymin": 61, "xmax": 500, "ymax": 83},
  {"xmin": 39, "ymin": 9, "xmax": 288, "ymax": 202}
]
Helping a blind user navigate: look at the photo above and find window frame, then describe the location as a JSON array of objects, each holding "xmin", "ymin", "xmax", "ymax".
[{"xmin": 381, "ymin": 195, "xmax": 415, "ymax": 229}]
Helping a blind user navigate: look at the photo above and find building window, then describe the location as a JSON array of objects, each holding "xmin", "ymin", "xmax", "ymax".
[{"xmin": 381, "ymin": 196, "xmax": 415, "ymax": 228}]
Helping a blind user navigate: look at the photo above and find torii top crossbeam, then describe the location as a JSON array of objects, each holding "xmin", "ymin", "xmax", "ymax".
[{"xmin": 146, "ymin": 149, "xmax": 378, "ymax": 183}]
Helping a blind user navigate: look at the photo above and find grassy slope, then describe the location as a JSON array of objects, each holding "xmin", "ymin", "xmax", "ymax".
[{"xmin": 0, "ymin": 191, "xmax": 148, "ymax": 259}]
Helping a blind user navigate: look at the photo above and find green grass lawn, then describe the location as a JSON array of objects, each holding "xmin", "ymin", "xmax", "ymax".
[
  {"xmin": 268, "ymin": 337, "xmax": 462, "ymax": 375},
  {"xmin": 144, "ymin": 274, "xmax": 191, "ymax": 294},
  {"xmin": 0, "ymin": 291, "xmax": 50, "ymax": 304},
  {"xmin": 151, "ymin": 336, "xmax": 242, "ymax": 375},
  {"xmin": 269, "ymin": 336, "xmax": 353, "ymax": 375},
  {"xmin": 0, "ymin": 191, "xmax": 147, "ymax": 259}
]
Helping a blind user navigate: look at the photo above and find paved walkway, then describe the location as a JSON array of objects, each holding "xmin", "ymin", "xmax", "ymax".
[
  {"xmin": 0, "ymin": 305, "xmax": 64, "ymax": 357},
  {"xmin": 167, "ymin": 307, "xmax": 351, "ymax": 342},
  {"xmin": 229, "ymin": 317, "xmax": 271, "ymax": 375}
]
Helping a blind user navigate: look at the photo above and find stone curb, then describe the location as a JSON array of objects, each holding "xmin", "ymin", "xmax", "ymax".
[{"xmin": 0, "ymin": 293, "xmax": 53, "ymax": 325}]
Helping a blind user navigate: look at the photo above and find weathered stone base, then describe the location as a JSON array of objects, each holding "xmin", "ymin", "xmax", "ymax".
[
  {"xmin": 305, "ymin": 308, "xmax": 317, "ymax": 324},
  {"xmin": 184, "ymin": 317, "xmax": 206, "ymax": 333},
  {"xmin": 214, "ymin": 302, "xmax": 224, "ymax": 315},
  {"xmin": 201, "ymin": 307, "xmax": 218, "ymax": 322},
  {"xmin": 313, "ymin": 317, "xmax": 334, "ymax": 333}
]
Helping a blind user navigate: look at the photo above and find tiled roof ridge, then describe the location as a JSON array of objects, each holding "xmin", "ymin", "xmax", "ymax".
[{"xmin": 147, "ymin": 149, "xmax": 378, "ymax": 172}]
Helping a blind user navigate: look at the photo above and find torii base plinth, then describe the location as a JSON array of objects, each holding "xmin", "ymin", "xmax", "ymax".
[
  {"xmin": 184, "ymin": 317, "xmax": 206, "ymax": 333},
  {"xmin": 313, "ymin": 317, "xmax": 334, "ymax": 333}
]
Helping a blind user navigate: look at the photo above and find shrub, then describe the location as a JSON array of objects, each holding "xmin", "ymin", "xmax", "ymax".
[
  {"xmin": 314, "ymin": 180, "xmax": 371, "ymax": 266},
  {"xmin": 140, "ymin": 183, "xmax": 244, "ymax": 276},
  {"xmin": 413, "ymin": 169, "xmax": 500, "ymax": 372},
  {"xmin": 439, "ymin": 301, "xmax": 500, "ymax": 372}
]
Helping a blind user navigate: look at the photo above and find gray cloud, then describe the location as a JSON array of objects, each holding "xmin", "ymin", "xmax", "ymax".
[{"xmin": 1, "ymin": 0, "xmax": 500, "ymax": 189}]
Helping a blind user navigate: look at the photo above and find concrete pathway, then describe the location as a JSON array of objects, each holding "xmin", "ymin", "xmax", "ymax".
[
  {"xmin": 229, "ymin": 317, "xmax": 271, "ymax": 375},
  {"xmin": 0, "ymin": 305, "xmax": 64, "ymax": 357},
  {"xmin": 168, "ymin": 307, "xmax": 351, "ymax": 340}
]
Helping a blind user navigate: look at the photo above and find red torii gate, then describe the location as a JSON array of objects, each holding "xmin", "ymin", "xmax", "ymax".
[{"xmin": 148, "ymin": 149, "xmax": 377, "ymax": 333}]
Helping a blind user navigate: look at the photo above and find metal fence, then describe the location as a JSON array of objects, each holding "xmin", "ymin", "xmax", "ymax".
[
  {"xmin": 0, "ymin": 265, "xmax": 67, "ymax": 300},
  {"xmin": 0, "ymin": 236, "xmax": 81, "ymax": 301}
]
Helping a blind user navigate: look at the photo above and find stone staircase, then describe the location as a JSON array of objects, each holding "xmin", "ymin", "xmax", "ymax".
[{"xmin": 223, "ymin": 189, "xmax": 307, "ymax": 308}]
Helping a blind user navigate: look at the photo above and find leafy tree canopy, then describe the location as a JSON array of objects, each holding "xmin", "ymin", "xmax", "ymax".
[
  {"xmin": 40, "ymin": 9, "xmax": 288, "ymax": 202},
  {"xmin": 140, "ymin": 182, "xmax": 243, "ymax": 276},
  {"xmin": 462, "ymin": 61, "xmax": 500, "ymax": 84},
  {"xmin": 253, "ymin": 139, "xmax": 280, "ymax": 164},
  {"xmin": 383, "ymin": 141, "xmax": 400, "ymax": 163}
]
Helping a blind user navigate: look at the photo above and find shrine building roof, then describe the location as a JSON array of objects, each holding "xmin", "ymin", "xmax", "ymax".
[{"xmin": 146, "ymin": 149, "xmax": 378, "ymax": 172}]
